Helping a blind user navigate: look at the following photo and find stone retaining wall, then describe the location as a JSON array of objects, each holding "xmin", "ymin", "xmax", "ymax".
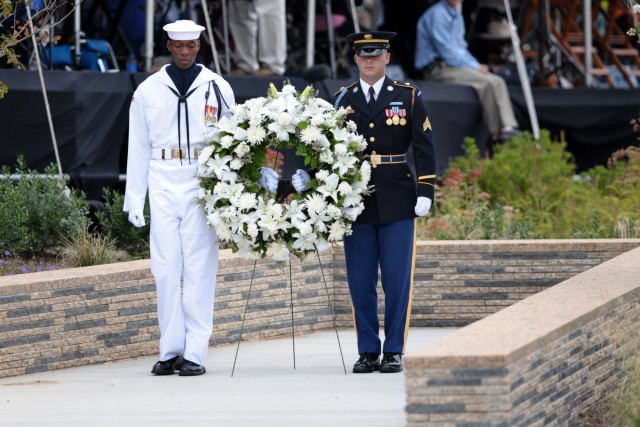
[
  {"xmin": 405, "ymin": 245, "xmax": 640, "ymax": 426},
  {"xmin": 0, "ymin": 239, "xmax": 638, "ymax": 380}
]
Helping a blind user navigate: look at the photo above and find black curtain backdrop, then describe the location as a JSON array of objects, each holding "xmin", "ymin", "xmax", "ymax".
[{"xmin": 0, "ymin": 69, "xmax": 638, "ymax": 200}]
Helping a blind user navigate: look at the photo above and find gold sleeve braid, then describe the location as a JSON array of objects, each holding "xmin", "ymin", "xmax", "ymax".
[{"xmin": 418, "ymin": 174, "xmax": 437, "ymax": 188}]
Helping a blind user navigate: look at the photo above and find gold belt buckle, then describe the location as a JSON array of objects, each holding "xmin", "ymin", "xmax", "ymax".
[
  {"xmin": 171, "ymin": 148, "xmax": 184, "ymax": 159},
  {"xmin": 370, "ymin": 152, "xmax": 381, "ymax": 168}
]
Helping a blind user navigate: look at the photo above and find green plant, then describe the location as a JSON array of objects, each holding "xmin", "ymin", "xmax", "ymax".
[
  {"xmin": 0, "ymin": 157, "xmax": 89, "ymax": 255},
  {"xmin": 60, "ymin": 220, "xmax": 127, "ymax": 267},
  {"xmin": 94, "ymin": 187, "xmax": 150, "ymax": 258},
  {"xmin": 0, "ymin": 249, "xmax": 59, "ymax": 275},
  {"xmin": 420, "ymin": 131, "xmax": 640, "ymax": 240},
  {"xmin": 477, "ymin": 130, "xmax": 578, "ymax": 237}
]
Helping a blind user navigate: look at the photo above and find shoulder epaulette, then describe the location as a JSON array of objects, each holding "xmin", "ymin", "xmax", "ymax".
[
  {"xmin": 392, "ymin": 81, "xmax": 418, "ymax": 91},
  {"xmin": 333, "ymin": 82, "xmax": 357, "ymax": 97}
]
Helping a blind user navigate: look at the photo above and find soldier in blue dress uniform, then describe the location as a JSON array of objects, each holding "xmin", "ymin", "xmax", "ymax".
[{"xmin": 333, "ymin": 31, "xmax": 437, "ymax": 373}]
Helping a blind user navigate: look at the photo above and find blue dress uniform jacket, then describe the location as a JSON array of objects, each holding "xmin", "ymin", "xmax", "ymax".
[
  {"xmin": 334, "ymin": 76, "xmax": 437, "ymax": 357},
  {"xmin": 333, "ymin": 77, "xmax": 437, "ymax": 224}
]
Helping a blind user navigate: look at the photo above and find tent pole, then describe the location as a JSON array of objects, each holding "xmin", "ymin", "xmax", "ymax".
[
  {"xmin": 348, "ymin": 0, "xmax": 360, "ymax": 33},
  {"xmin": 25, "ymin": 4, "xmax": 63, "ymax": 176},
  {"xmin": 306, "ymin": 0, "xmax": 316, "ymax": 68},
  {"xmin": 74, "ymin": 0, "xmax": 81, "ymax": 65},
  {"xmin": 583, "ymin": 0, "xmax": 592, "ymax": 87},
  {"xmin": 221, "ymin": 0, "xmax": 231, "ymax": 74},
  {"xmin": 504, "ymin": 0, "xmax": 540, "ymax": 140},
  {"xmin": 201, "ymin": 0, "xmax": 221, "ymax": 74},
  {"xmin": 144, "ymin": 0, "xmax": 153, "ymax": 72}
]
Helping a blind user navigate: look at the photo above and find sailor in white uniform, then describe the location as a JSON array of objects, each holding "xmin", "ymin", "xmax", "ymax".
[{"xmin": 124, "ymin": 19, "xmax": 235, "ymax": 376}]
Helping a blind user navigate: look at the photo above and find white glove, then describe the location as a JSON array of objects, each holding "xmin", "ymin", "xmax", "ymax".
[
  {"xmin": 258, "ymin": 167, "xmax": 279, "ymax": 192},
  {"xmin": 414, "ymin": 197, "xmax": 432, "ymax": 217},
  {"xmin": 291, "ymin": 169, "xmax": 311, "ymax": 193},
  {"xmin": 128, "ymin": 209, "xmax": 146, "ymax": 227}
]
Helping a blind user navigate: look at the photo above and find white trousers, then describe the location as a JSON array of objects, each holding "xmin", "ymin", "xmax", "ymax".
[
  {"xmin": 149, "ymin": 187, "xmax": 219, "ymax": 366},
  {"xmin": 426, "ymin": 65, "xmax": 518, "ymax": 134},
  {"xmin": 228, "ymin": 0, "xmax": 286, "ymax": 75}
]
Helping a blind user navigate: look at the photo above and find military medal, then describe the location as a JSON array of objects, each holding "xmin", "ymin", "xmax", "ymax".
[
  {"xmin": 205, "ymin": 105, "xmax": 217, "ymax": 125},
  {"xmin": 385, "ymin": 108, "xmax": 394, "ymax": 126},
  {"xmin": 399, "ymin": 108, "xmax": 406, "ymax": 126},
  {"xmin": 392, "ymin": 115, "xmax": 400, "ymax": 125}
]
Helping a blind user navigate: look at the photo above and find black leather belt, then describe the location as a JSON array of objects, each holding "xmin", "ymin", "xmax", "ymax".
[{"xmin": 365, "ymin": 153, "xmax": 407, "ymax": 168}]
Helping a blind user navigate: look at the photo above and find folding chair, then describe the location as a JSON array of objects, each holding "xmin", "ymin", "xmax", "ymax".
[{"xmin": 79, "ymin": 39, "xmax": 120, "ymax": 72}]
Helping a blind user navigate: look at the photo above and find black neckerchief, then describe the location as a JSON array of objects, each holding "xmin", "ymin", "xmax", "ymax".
[
  {"xmin": 166, "ymin": 62, "xmax": 202, "ymax": 164},
  {"xmin": 167, "ymin": 62, "xmax": 201, "ymax": 95}
]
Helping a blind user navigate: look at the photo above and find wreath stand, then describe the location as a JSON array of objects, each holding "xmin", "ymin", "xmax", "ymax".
[{"xmin": 230, "ymin": 246, "xmax": 347, "ymax": 376}]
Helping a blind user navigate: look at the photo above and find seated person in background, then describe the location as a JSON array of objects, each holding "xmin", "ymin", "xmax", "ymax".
[{"xmin": 414, "ymin": 0, "xmax": 521, "ymax": 142}]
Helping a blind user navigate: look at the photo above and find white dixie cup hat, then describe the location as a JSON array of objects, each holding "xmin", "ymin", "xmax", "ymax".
[{"xmin": 163, "ymin": 20, "xmax": 205, "ymax": 41}]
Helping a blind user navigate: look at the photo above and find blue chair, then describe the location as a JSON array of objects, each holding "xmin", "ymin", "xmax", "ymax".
[
  {"xmin": 39, "ymin": 44, "xmax": 74, "ymax": 70},
  {"xmin": 79, "ymin": 39, "xmax": 120, "ymax": 72}
]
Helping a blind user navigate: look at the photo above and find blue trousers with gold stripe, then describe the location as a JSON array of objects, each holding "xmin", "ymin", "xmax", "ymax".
[{"xmin": 343, "ymin": 219, "xmax": 416, "ymax": 355}]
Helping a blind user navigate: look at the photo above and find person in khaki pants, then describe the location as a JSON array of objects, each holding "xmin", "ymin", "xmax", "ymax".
[
  {"xmin": 414, "ymin": 0, "xmax": 522, "ymax": 142},
  {"xmin": 228, "ymin": 0, "xmax": 287, "ymax": 76}
]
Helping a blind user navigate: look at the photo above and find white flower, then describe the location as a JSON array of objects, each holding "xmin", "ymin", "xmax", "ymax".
[
  {"xmin": 281, "ymin": 84, "xmax": 297, "ymax": 96},
  {"xmin": 634, "ymin": 4, "xmax": 640, "ymax": 13},
  {"xmin": 292, "ymin": 230, "xmax": 318, "ymax": 251},
  {"xmin": 230, "ymin": 158, "xmax": 243, "ymax": 170},
  {"xmin": 325, "ymin": 205, "xmax": 342, "ymax": 220},
  {"xmin": 267, "ymin": 116, "xmax": 295, "ymax": 141},
  {"xmin": 319, "ymin": 151, "xmax": 334, "ymax": 164},
  {"xmin": 360, "ymin": 161, "xmax": 372, "ymax": 183},
  {"xmin": 220, "ymin": 135, "xmax": 235, "ymax": 149},
  {"xmin": 207, "ymin": 154, "xmax": 233, "ymax": 179},
  {"xmin": 216, "ymin": 115, "xmax": 237, "ymax": 134},
  {"xmin": 315, "ymin": 169, "xmax": 329, "ymax": 181},
  {"xmin": 197, "ymin": 145, "xmax": 215, "ymax": 165},
  {"xmin": 310, "ymin": 115, "xmax": 325, "ymax": 127},
  {"xmin": 246, "ymin": 223, "xmax": 259, "ymax": 239},
  {"xmin": 333, "ymin": 143, "xmax": 348, "ymax": 155},
  {"xmin": 328, "ymin": 220, "xmax": 346, "ymax": 241},
  {"xmin": 235, "ymin": 142, "xmax": 251, "ymax": 158},
  {"xmin": 316, "ymin": 173, "xmax": 340, "ymax": 203},
  {"xmin": 216, "ymin": 222, "xmax": 233, "ymax": 241},
  {"xmin": 246, "ymin": 126, "xmax": 267, "ymax": 145},
  {"xmin": 197, "ymin": 82, "xmax": 367, "ymax": 260},
  {"xmin": 333, "ymin": 154, "xmax": 358, "ymax": 176},
  {"xmin": 267, "ymin": 242, "xmax": 290, "ymax": 261},
  {"xmin": 314, "ymin": 134, "xmax": 331, "ymax": 149},
  {"xmin": 300, "ymin": 126, "xmax": 322, "ymax": 145},
  {"xmin": 233, "ymin": 126, "xmax": 248, "ymax": 141},
  {"xmin": 305, "ymin": 193, "xmax": 327, "ymax": 214},
  {"xmin": 237, "ymin": 192, "xmax": 258, "ymax": 210}
]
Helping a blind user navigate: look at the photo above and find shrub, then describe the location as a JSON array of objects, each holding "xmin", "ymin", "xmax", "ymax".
[
  {"xmin": 0, "ymin": 157, "xmax": 88, "ymax": 255},
  {"xmin": 94, "ymin": 187, "xmax": 150, "ymax": 258},
  {"xmin": 422, "ymin": 132, "xmax": 640, "ymax": 240},
  {"xmin": 60, "ymin": 220, "xmax": 128, "ymax": 267}
]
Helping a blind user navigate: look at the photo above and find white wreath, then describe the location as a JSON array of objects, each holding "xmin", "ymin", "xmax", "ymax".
[{"xmin": 197, "ymin": 82, "xmax": 371, "ymax": 261}]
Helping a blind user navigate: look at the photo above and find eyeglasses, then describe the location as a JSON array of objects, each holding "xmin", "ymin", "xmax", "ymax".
[{"xmin": 355, "ymin": 48, "xmax": 386, "ymax": 57}]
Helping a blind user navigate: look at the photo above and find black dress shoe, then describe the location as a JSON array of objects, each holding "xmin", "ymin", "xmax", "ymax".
[
  {"xmin": 497, "ymin": 128, "xmax": 522, "ymax": 142},
  {"xmin": 352, "ymin": 353, "xmax": 380, "ymax": 373},
  {"xmin": 151, "ymin": 356, "xmax": 181, "ymax": 375},
  {"xmin": 179, "ymin": 359, "xmax": 206, "ymax": 376},
  {"xmin": 379, "ymin": 353, "xmax": 403, "ymax": 373}
]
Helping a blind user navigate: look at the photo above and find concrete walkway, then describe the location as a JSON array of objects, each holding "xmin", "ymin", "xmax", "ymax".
[{"xmin": 0, "ymin": 328, "xmax": 456, "ymax": 427}]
